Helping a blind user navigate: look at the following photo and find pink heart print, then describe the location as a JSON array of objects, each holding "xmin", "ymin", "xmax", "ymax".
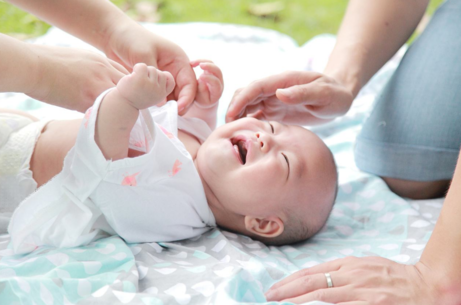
[
  {"xmin": 122, "ymin": 172, "xmax": 140, "ymax": 186},
  {"xmin": 168, "ymin": 160, "xmax": 182, "ymax": 177},
  {"xmin": 159, "ymin": 125, "xmax": 175, "ymax": 139},
  {"xmin": 84, "ymin": 107, "xmax": 93, "ymax": 128}
]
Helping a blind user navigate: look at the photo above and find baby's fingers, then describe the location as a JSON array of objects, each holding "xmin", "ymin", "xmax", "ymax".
[
  {"xmin": 199, "ymin": 74, "xmax": 223, "ymax": 103},
  {"xmin": 152, "ymin": 67, "xmax": 175, "ymax": 95},
  {"xmin": 199, "ymin": 63, "xmax": 223, "ymax": 83},
  {"xmin": 191, "ymin": 60, "xmax": 223, "ymax": 82},
  {"xmin": 161, "ymin": 71, "xmax": 175, "ymax": 96},
  {"xmin": 190, "ymin": 59, "xmax": 214, "ymax": 67},
  {"xmin": 195, "ymin": 79, "xmax": 210, "ymax": 105},
  {"xmin": 133, "ymin": 63, "xmax": 149, "ymax": 75}
]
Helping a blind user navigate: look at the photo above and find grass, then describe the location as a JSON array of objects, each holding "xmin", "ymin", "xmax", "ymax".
[{"xmin": 0, "ymin": 0, "xmax": 444, "ymax": 45}]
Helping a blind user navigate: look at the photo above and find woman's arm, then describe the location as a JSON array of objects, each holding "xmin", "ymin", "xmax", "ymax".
[
  {"xmin": 0, "ymin": 33, "xmax": 39, "ymax": 95},
  {"xmin": 7, "ymin": 0, "xmax": 126, "ymax": 52},
  {"xmin": 0, "ymin": 33, "xmax": 127, "ymax": 111},
  {"xmin": 324, "ymin": 0, "xmax": 430, "ymax": 96},
  {"xmin": 226, "ymin": 0, "xmax": 430, "ymax": 124},
  {"xmin": 419, "ymin": 149, "xmax": 461, "ymax": 285},
  {"xmin": 95, "ymin": 64, "xmax": 174, "ymax": 160},
  {"xmin": 7, "ymin": 0, "xmax": 197, "ymax": 114}
]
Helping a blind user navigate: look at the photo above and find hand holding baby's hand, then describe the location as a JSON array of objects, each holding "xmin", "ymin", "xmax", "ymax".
[
  {"xmin": 192, "ymin": 60, "xmax": 224, "ymax": 108},
  {"xmin": 117, "ymin": 63, "xmax": 175, "ymax": 110}
]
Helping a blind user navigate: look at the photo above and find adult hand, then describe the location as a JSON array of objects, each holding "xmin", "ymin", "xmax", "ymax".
[
  {"xmin": 225, "ymin": 71, "xmax": 354, "ymax": 125},
  {"xmin": 265, "ymin": 256, "xmax": 440, "ymax": 304},
  {"xmin": 29, "ymin": 44, "xmax": 128, "ymax": 113},
  {"xmin": 104, "ymin": 23, "xmax": 197, "ymax": 115}
]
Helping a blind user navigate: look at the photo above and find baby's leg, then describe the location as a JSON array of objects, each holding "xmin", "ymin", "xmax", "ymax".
[{"xmin": 0, "ymin": 108, "xmax": 39, "ymax": 122}]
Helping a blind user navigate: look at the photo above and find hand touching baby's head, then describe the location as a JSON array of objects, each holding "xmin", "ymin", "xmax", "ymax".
[{"xmin": 196, "ymin": 118, "xmax": 337, "ymax": 245}]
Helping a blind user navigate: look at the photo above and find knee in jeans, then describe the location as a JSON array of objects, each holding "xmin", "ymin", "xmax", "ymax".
[{"xmin": 381, "ymin": 177, "xmax": 450, "ymax": 199}]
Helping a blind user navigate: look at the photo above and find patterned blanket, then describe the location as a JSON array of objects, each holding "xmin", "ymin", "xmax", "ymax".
[{"xmin": 0, "ymin": 23, "xmax": 441, "ymax": 305}]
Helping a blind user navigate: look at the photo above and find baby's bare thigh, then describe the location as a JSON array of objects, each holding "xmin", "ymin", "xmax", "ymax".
[{"xmin": 0, "ymin": 108, "xmax": 39, "ymax": 122}]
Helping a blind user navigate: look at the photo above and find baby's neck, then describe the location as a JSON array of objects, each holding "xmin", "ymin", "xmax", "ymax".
[
  {"xmin": 177, "ymin": 129, "xmax": 219, "ymax": 222},
  {"xmin": 177, "ymin": 129, "xmax": 201, "ymax": 160}
]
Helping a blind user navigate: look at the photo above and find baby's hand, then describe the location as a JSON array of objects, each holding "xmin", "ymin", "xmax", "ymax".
[
  {"xmin": 192, "ymin": 60, "xmax": 224, "ymax": 108},
  {"xmin": 117, "ymin": 63, "xmax": 175, "ymax": 110}
]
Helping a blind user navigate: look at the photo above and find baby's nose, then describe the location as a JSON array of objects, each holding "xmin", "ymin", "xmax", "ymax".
[{"xmin": 255, "ymin": 132, "xmax": 271, "ymax": 152}]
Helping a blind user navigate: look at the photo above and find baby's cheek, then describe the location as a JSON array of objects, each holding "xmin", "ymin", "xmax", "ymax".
[{"xmin": 248, "ymin": 168, "xmax": 275, "ymax": 190}]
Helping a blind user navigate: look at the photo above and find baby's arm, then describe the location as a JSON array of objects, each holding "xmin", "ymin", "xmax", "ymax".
[
  {"xmin": 183, "ymin": 60, "xmax": 224, "ymax": 130},
  {"xmin": 95, "ymin": 63, "xmax": 174, "ymax": 160}
]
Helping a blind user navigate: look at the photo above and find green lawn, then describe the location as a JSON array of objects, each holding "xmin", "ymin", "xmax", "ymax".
[{"xmin": 0, "ymin": 0, "xmax": 443, "ymax": 44}]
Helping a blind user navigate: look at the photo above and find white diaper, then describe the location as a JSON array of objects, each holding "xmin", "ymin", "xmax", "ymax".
[{"xmin": 0, "ymin": 113, "xmax": 49, "ymax": 233}]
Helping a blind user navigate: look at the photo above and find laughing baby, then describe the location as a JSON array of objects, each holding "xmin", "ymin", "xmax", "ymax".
[{"xmin": 4, "ymin": 61, "xmax": 337, "ymax": 253}]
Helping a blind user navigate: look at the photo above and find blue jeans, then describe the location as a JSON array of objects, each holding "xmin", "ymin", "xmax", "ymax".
[{"xmin": 354, "ymin": 0, "xmax": 461, "ymax": 181}]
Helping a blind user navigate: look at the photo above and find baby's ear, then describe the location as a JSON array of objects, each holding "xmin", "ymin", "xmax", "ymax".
[{"xmin": 244, "ymin": 216, "xmax": 284, "ymax": 238}]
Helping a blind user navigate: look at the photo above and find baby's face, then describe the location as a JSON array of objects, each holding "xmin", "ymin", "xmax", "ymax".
[{"xmin": 195, "ymin": 117, "xmax": 333, "ymax": 220}]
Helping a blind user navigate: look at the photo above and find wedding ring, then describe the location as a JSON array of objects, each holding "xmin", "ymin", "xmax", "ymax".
[{"xmin": 324, "ymin": 273, "xmax": 334, "ymax": 288}]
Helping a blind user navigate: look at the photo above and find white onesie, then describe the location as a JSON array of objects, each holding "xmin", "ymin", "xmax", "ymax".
[{"xmin": 8, "ymin": 90, "xmax": 216, "ymax": 254}]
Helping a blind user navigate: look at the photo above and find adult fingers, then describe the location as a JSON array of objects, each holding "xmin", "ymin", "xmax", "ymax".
[
  {"xmin": 174, "ymin": 66, "xmax": 198, "ymax": 115},
  {"xmin": 190, "ymin": 59, "xmax": 214, "ymax": 67},
  {"xmin": 226, "ymin": 84, "xmax": 277, "ymax": 122},
  {"xmin": 265, "ymin": 273, "xmax": 330, "ymax": 301},
  {"xmin": 268, "ymin": 260, "xmax": 343, "ymax": 292},
  {"xmin": 226, "ymin": 74, "xmax": 291, "ymax": 122},
  {"xmin": 107, "ymin": 51, "xmax": 134, "ymax": 71},
  {"xmin": 108, "ymin": 58, "xmax": 130, "ymax": 75},
  {"xmin": 276, "ymin": 81, "xmax": 330, "ymax": 106},
  {"xmin": 282, "ymin": 286, "xmax": 357, "ymax": 305},
  {"xmin": 301, "ymin": 258, "xmax": 349, "ymax": 275},
  {"xmin": 226, "ymin": 71, "xmax": 321, "ymax": 122},
  {"xmin": 244, "ymin": 104, "xmax": 265, "ymax": 120},
  {"xmin": 109, "ymin": 70, "xmax": 128, "ymax": 85},
  {"xmin": 247, "ymin": 109, "xmax": 266, "ymax": 120},
  {"xmin": 266, "ymin": 271, "xmax": 348, "ymax": 302}
]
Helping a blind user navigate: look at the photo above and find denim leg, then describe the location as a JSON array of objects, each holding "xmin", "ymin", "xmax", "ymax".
[{"xmin": 355, "ymin": 0, "xmax": 461, "ymax": 181}]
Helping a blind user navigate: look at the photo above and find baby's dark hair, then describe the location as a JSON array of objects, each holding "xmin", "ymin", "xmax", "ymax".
[{"xmin": 254, "ymin": 148, "xmax": 338, "ymax": 246}]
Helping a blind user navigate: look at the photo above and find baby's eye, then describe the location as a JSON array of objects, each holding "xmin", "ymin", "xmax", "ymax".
[{"xmin": 269, "ymin": 122, "xmax": 274, "ymax": 133}]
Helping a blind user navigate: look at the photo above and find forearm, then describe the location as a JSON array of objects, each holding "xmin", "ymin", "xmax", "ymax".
[
  {"xmin": 324, "ymin": 0, "xmax": 429, "ymax": 97},
  {"xmin": 420, "ymin": 149, "xmax": 461, "ymax": 283},
  {"xmin": 95, "ymin": 90, "xmax": 139, "ymax": 160},
  {"xmin": 6, "ymin": 0, "xmax": 136, "ymax": 52},
  {"xmin": 184, "ymin": 103, "xmax": 218, "ymax": 130},
  {"xmin": 0, "ymin": 34, "xmax": 39, "ymax": 94}
]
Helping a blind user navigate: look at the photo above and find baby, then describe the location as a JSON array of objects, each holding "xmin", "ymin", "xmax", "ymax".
[{"xmin": 3, "ymin": 61, "xmax": 337, "ymax": 253}]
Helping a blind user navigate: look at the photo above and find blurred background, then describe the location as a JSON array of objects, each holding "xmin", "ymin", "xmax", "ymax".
[{"xmin": 0, "ymin": 0, "xmax": 444, "ymax": 45}]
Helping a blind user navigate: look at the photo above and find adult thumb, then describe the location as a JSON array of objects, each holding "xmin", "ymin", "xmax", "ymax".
[{"xmin": 276, "ymin": 86, "xmax": 306, "ymax": 105}]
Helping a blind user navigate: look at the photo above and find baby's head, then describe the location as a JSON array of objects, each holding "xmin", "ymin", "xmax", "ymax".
[{"xmin": 195, "ymin": 118, "xmax": 337, "ymax": 245}]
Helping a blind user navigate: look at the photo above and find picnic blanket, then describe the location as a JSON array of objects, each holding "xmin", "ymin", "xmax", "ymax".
[{"xmin": 0, "ymin": 23, "xmax": 441, "ymax": 305}]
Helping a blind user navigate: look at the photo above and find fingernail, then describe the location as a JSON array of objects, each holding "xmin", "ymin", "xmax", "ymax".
[
  {"xmin": 227, "ymin": 104, "xmax": 234, "ymax": 113},
  {"xmin": 277, "ymin": 88, "xmax": 293, "ymax": 98},
  {"xmin": 265, "ymin": 291, "xmax": 273, "ymax": 301}
]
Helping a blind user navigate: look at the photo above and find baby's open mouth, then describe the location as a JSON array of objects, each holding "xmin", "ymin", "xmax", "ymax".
[{"xmin": 232, "ymin": 138, "xmax": 247, "ymax": 164}]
